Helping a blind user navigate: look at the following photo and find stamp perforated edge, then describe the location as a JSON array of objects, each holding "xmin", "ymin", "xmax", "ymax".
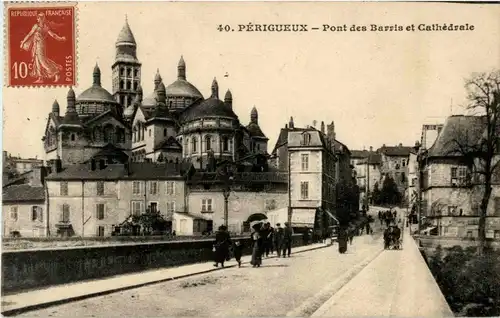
[{"xmin": 3, "ymin": 1, "xmax": 79, "ymax": 89}]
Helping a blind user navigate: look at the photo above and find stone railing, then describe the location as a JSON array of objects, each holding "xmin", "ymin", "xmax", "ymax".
[
  {"xmin": 415, "ymin": 235, "xmax": 500, "ymax": 255},
  {"xmin": 1, "ymin": 234, "xmax": 305, "ymax": 294}
]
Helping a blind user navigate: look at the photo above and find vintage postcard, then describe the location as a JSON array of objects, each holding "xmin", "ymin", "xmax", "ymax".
[{"xmin": 2, "ymin": 1, "xmax": 500, "ymax": 317}]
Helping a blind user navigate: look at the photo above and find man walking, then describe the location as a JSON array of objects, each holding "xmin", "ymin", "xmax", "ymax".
[
  {"xmin": 274, "ymin": 223, "xmax": 284, "ymax": 257},
  {"xmin": 282, "ymin": 222, "xmax": 293, "ymax": 257}
]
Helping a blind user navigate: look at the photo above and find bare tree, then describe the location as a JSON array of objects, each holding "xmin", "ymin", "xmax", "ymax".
[{"xmin": 447, "ymin": 70, "xmax": 500, "ymax": 254}]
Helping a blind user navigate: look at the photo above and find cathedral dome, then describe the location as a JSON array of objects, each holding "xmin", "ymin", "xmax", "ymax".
[
  {"xmin": 165, "ymin": 80, "xmax": 203, "ymax": 99},
  {"xmin": 181, "ymin": 97, "xmax": 238, "ymax": 122},
  {"xmin": 76, "ymin": 64, "xmax": 117, "ymax": 104}
]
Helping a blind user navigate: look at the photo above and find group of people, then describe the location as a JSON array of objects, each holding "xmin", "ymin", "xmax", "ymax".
[
  {"xmin": 378, "ymin": 209, "xmax": 398, "ymax": 227},
  {"xmin": 211, "ymin": 222, "xmax": 294, "ymax": 269},
  {"xmin": 383, "ymin": 224, "xmax": 402, "ymax": 249}
]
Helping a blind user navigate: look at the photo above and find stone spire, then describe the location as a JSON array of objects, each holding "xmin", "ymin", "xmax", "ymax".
[
  {"xmin": 251, "ymin": 106, "xmax": 258, "ymax": 124},
  {"xmin": 52, "ymin": 99, "xmax": 60, "ymax": 116},
  {"xmin": 116, "ymin": 15, "xmax": 136, "ymax": 46},
  {"xmin": 211, "ymin": 77, "xmax": 219, "ymax": 99},
  {"xmin": 154, "ymin": 69, "xmax": 162, "ymax": 90},
  {"xmin": 61, "ymin": 88, "xmax": 81, "ymax": 126},
  {"xmin": 224, "ymin": 89, "xmax": 232, "ymax": 109},
  {"xmin": 178, "ymin": 56, "xmax": 186, "ymax": 80},
  {"xmin": 93, "ymin": 63, "xmax": 101, "ymax": 86},
  {"xmin": 156, "ymin": 81, "xmax": 166, "ymax": 105}
]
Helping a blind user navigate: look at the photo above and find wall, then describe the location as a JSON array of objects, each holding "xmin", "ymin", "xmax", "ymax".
[
  {"xmin": 3, "ymin": 202, "xmax": 46, "ymax": 237},
  {"xmin": 1, "ymin": 234, "xmax": 306, "ymax": 293},
  {"xmin": 187, "ymin": 190, "xmax": 287, "ymax": 233},
  {"xmin": 417, "ymin": 235, "xmax": 500, "ymax": 255},
  {"xmin": 46, "ymin": 178, "xmax": 185, "ymax": 237}
]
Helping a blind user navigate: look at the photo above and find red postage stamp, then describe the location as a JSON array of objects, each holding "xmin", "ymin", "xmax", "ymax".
[{"xmin": 6, "ymin": 2, "xmax": 76, "ymax": 87}]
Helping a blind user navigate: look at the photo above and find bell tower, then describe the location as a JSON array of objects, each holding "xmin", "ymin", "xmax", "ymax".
[{"xmin": 112, "ymin": 16, "xmax": 142, "ymax": 111}]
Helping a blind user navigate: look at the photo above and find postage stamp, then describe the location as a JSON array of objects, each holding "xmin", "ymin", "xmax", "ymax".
[{"xmin": 5, "ymin": 2, "xmax": 77, "ymax": 87}]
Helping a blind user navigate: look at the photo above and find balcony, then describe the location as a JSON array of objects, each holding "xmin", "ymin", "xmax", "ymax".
[{"xmin": 188, "ymin": 172, "xmax": 288, "ymax": 184}]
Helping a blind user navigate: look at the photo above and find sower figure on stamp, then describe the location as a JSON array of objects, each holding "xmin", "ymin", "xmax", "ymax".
[{"xmin": 20, "ymin": 12, "xmax": 66, "ymax": 83}]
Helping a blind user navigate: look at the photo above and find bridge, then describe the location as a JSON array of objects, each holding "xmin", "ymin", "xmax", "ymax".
[{"xmin": 1, "ymin": 207, "xmax": 453, "ymax": 317}]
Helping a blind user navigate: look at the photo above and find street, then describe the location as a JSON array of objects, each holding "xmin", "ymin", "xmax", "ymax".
[{"xmin": 17, "ymin": 228, "xmax": 385, "ymax": 317}]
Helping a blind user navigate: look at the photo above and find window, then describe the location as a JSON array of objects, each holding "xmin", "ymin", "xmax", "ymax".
[
  {"xmin": 166, "ymin": 181, "xmax": 175, "ymax": 195},
  {"xmin": 202, "ymin": 199, "xmax": 213, "ymax": 212},
  {"xmin": 402, "ymin": 160, "xmax": 406, "ymax": 167},
  {"xmin": 131, "ymin": 201, "xmax": 142, "ymax": 216},
  {"xmin": 61, "ymin": 204, "xmax": 70, "ymax": 222},
  {"xmin": 205, "ymin": 135, "xmax": 212, "ymax": 151},
  {"xmin": 149, "ymin": 129, "xmax": 151, "ymax": 137},
  {"xmin": 60, "ymin": 182, "xmax": 68, "ymax": 196},
  {"xmin": 10, "ymin": 207, "xmax": 18, "ymax": 221},
  {"xmin": 164, "ymin": 128, "xmax": 167, "ymax": 137},
  {"xmin": 300, "ymin": 181, "xmax": 309, "ymax": 200},
  {"xmin": 451, "ymin": 166, "xmax": 468, "ymax": 185},
  {"xmin": 96, "ymin": 226, "xmax": 105, "ymax": 237},
  {"xmin": 301, "ymin": 154, "xmax": 309, "ymax": 171},
  {"xmin": 401, "ymin": 172, "xmax": 406, "ymax": 183},
  {"xmin": 133, "ymin": 181, "xmax": 141, "ymax": 195},
  {"xmin": 96, "ymin": 204, "xmax": 105, "ymax": 220},
  {"xmin": 167, "ymin": 202, "xmax": 175, "ymax": 214},
  {"xmin": 495, "ymin": 230, "xmax": 500, "ymax": 239},
  {"xmin": 97, "ymin": 181, "xmax": 104, "ymax": 196},
  {"xmin": 222, "ymin": 136, "xmax": 229, "ymax": 152},
  {"xmin": 31, "ymin": 206, "xmax": 43, "ymax": 222},
  {"xmin": 149, "ymin": 181, "xmax": 158, "ymax": 195},
  {"xmin": 495, "ymin": 197, "xmax": 500, "ymax": 216},
  {"xmin": 70, "ymin": 133, "xmax": 76, "ymax": 141},
  {"xmin": 192, "ymin": 137, "xmax": 197, "ymax": 152},
  {"xmin": 149, "ymin": 202, "xmax": 158, "ymax": 213},
  {"xmin": 411, "ymin": 178, "xmax": 416, "ymax": 187},
  {"xmin": 447, "ymin": 206, "xmax": 458, "ymax": 216},
  {"xmin": 301, "ymin": 133, "xmax": 311, "ymax": 146}
]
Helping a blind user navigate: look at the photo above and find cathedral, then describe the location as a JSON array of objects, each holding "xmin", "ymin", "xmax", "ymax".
[{"xmin": 42, "ymin": 18, "xmax": 269, "ymax": 170}]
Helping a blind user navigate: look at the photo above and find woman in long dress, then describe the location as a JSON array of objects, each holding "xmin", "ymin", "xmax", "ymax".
[
  {"xmin": 213, "ymin": 225, "xmax": 231, "ymax": 268},
  {"xmin": 20, "ymin": 12, "xmax": 66, "ymax": 83},
  {"xmin": 250, "ymin": 223, "xmax": 263, "ymax": 267}
]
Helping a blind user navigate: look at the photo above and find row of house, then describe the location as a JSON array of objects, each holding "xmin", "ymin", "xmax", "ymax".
[
  {"xmin": 416, "ymin": 117, "xmax": 500, "ymax": 239},
  {"xmin": 3, "ymin": 118, "xmax": 355, "ymax": 238}
]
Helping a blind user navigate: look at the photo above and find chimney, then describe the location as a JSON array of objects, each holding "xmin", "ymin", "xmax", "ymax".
[
  {"xmin": 399, "ymin": 143, "xmax": 402, "ymax": 147},
  {"xmin": 369, "ymin": 146, "xmax": 373, "ymax": 152},
  {"xmin": 320, "ymin": 121, "xmax": 325, "ymax": 134},
  {"xmin": 52, "ymin": 158, "xmax": 62, "ymax": 173},
  {"xmin": 289, "ymin": 117, "xmax": 294, "ymax": 129},
  {"xmin": 28, "ymin": 166, "xmax": 46, "ymax": 186},
  {"xmin": 99, "ymin": 159, "xmax": 106, "ymax": 170}
]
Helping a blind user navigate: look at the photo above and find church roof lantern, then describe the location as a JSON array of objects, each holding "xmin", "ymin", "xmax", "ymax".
[
  {"xmin": 76, "ymin": 64, "xmax": 117, "ymax": 104},
  {"xmin": 165, "ymin": 56, "xmax": 203, "ymax": 99},
  {"xmin": 52, "ymin": 99, "xmax": 60, "ymax": 114}
]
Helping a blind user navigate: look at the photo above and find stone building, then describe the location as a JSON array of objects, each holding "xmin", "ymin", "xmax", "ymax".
[
  {"xmin": 351, "ymin": 148, "xmax": 382, "ymax": 207},
  {"xmin": 418, "ymin": 115, "xmax": 500, "ymax": 238},
  {"xmin": 378, "ymin": 143, "xmax": 413, "ymax": 202},
  {"xmin": 38, "ymin": 18, "xmax": 285, "ymax": 236},
  {"xmin": 271, "ymin": 118, "xmax": 356, "ymax": 228}
]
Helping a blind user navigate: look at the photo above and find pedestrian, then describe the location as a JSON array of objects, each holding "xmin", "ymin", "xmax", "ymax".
[
  {"xmin": 378, "ymin": 211, "xmax": 383, "ymax": 226},
  {"xmin": 267, "ymin": 223, "xmax": 275, "ymax": 254},
  {"xmin": 213, "ymin": 225, "xmax": 231, "ymax": 268},
  {"xmin": 282, "ymin": 222, "xmax": 293, "ymax": 257},
  {"xmin": 250, "ymin": 223, "xmax": 263, "ymax": 267},
  {"xmin": 348, "ymin": 224, "xmax": 355, "ymax": 245},
  {"xmin": 232, "ymin": 239, "xmax": 244, "ymax": 267},
  {"xmin": 261, "ymin": 223, "xmax": 271, "ymax": 257},
  {"xmin": 274, "ymin": 223, "xmax": 284, "ymax": 257}
]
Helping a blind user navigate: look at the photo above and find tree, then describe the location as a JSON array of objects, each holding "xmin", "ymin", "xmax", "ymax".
[
  {"xmin": 379, "ymin": 176, "xmax": 402, "ymax": 205},
  {"xmin": 446, "ymin": 70, "xmax": 500, "ymax": 255},
  {"xmin": 371, "ymin": 182, "xmax": 381, "ymax": 205}
]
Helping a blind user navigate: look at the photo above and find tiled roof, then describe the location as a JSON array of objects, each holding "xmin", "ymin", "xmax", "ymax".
[
  {"xmin": 45, "ymin": 162, "xmax": 186, "ymax": 181},
  {"xmin": 92, "ymin": 143, "xmax": 129, "ymax": 159},
  {"xmin": 378, "ymin": 145, "xmax": 413, "ymax": 157},
  {"xmin": 270, "ymin": 127, "xmax": 310, "ymax": 154},
  {"xmin": 246, "ymin": 122, "xmax": 268, "ymax": 139},
  {"xmin": 367, "ymin": 153, "xmax": 382, "ymax": 164},
  {"xmin": 351, "ymin": 150, "xmax": 371, "ymax": 159},
  {"xmin": 3, "ymin": 184, "xmax": 45, "ymax": 202},
  {"xmin": 427, "ymin": 115, "xmax": 487, "ymax": 158},
  {"xmin": 154, "ymin": 136, "xmax": 182, "ymax": 151}
]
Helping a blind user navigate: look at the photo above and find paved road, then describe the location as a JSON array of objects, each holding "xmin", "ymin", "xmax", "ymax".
[
  {"xmin": 313, "ymin": 207, "xmax": 410, "ymax": 317},
  {"xmin": 18, "ymin": 222, "xmax": 385, "ymax": 316}
]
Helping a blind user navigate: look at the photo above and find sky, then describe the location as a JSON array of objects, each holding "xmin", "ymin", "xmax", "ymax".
[{"xmin": 3, "ymin": 1, "xmax": 500, "ymax": 160}]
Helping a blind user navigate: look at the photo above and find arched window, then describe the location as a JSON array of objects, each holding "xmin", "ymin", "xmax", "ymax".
[
  {"xmin": 126, "ymin": 81, "xmax": 131, "ymax": 90},
  {"xmin": 164, "ymin": 128, "xmax": 167, "ymax": 137},
  {"xmin": 192, "ymin": 137, "xmax": 198, "ymax": 153},
  {"xmin": 103, "ymin": 125, "xmax": 114, "ymax": 143},
  {"xmin": 205, "ymin": 135, "xmax": 212, "ymax": 151},
  {"xmin": 120, "ymin": 68, "xmax": 125, "ymax": 76},
  {"xmin": 120, "ymin": 80, "xmax": 124, "ymax": 90},
  {"xmin": 134, "ymin": 82, "xmax": 138, "ymax": 91},
  {"xmin": 185, "ymin": 137, "xmax": 189, "ymax": 154},
  {"xmin": 222, "ymin": 136, "xmax": 229, "ymax": 152},
  {"xmin": 93, "ymin": 127, "xmax": 103, "ymax": 142},
  {"xmin": 70, "ymin": 133, "xmax": 76, "ymax": 141}
]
